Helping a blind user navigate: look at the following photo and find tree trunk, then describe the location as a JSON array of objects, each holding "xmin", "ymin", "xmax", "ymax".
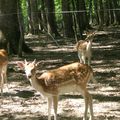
[
  {"xmin": 0, "ymin": 0, "xmax": 33, "ymax": 54},
  {"xmin": 27, "ymin": 0, "xmax": 39, "ymax": 34},
  {"xmin": 88, "ymin": 0, "xmax": 93, "ymax": 24},
  {"xmin": 62, "ymin": 0, "xmax": 74, "ymax": 38},
  {"xmin": 111, "ymin": 0, "xmax": 120, "ymax": 24},
  {"xmin": 97, "ymin": 0, "xmax": 104, "ymax": 29},
  {"xmin": 93, "ymin": 0, "xmax": 99, "ymax": 25},
  {"xmin": 104, "ymin": 0, "xmax": 109, "ymax": 26},
  {"xmin": 45, "ymin": 0, "xmax": 60, "ymax": 38},
  {"xmin": 76, "ymin": 0, "xmax": 89, "ymax": 39}
]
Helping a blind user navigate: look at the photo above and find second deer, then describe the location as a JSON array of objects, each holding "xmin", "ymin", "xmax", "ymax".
[
  {"xmin": 0, "ymin": 49, "xmax": 8, "ymax": 96},
  {"xmin": 76, "ymin": 32, "xmax": 95, "ymax": 65},
  {"xmin": 17, "ymin": 59, "xmax": 95, "ymax": 120}
]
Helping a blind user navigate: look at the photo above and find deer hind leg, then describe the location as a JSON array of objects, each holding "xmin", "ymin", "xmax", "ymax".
[
  {"xmin": 0, "ymin": 69, "xmax": 4, "ymax": 96},
  {"xmin": 81, "ymin": 55, "xmax": 86, "ymax": 64},
  {"xmin": 78, "ymin": 51, "xmax": 86, "ymax": 64},
  {"xmin": 88, "ymin": 94, "xmax": 94, "ymax": 120},
  {"xmin": 52, "ymin": 96, "xmax": 58, "ymax": 120},
  {"xmin": 82, "ymin": 89, "xmax": 94, "ymax": 120},
  {"xmin": 78, "ymin": 52, "xmax": 83, "ymax": 63},
  {"xmin": 3, "ymin": 65, "xmax": 7, "ymax": 84},
  {"xmin": 48, "ymin": 97, "xmax": 52, "ymax": 120}
]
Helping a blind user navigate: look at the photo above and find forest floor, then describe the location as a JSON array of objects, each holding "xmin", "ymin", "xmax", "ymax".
[{"xmin": 0, "ymin": 27, "xmax": 120, "ymax": 120}]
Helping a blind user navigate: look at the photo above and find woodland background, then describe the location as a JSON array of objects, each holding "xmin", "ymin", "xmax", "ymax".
[
  {"xmin": 0, "ymin": 0, "xmax": 120, "ymax": 55},
  {"xmin": 0, "ymin": 0, "xmax": 120, "ymax": 120}
]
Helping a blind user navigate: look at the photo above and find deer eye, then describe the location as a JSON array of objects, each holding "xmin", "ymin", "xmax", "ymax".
[{"xmin": 26, "ymin": 63, "xmax": 28, "ymax": 65}]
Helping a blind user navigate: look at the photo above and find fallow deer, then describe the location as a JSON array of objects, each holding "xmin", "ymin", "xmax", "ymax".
[
  {"xmin": 76, "ymin": 32, "xmax": 95, "ymax": 65},
  {"xmin": 0, "ymin": 49, "xmax": 8, "ymax": 96},
  {"xmin": 17, "ymin": 60, "xmax": 95, "ymax": 120}
]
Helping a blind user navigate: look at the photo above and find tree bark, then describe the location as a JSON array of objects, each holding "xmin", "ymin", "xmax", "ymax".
[
  {"xmin": 27, "ymin": 0, "xmax": 39, "ymax": 34},
  {"xmin": 88, "ymin": 0, "xmax": 93, "ymax": 24},
  {"xmin": 97, "ymin": 0, "xmax": 104, "ymax": 29},
  {"xmin": 76, "ymin": 0, "xmax": 89, "ymax": 38},
  {"xmin": 45, "ymin": 0, "xmax": 60, "ymax": 38},
  {"xmin": 93, "ymin": 0, "xmax": 99, "ymax": 25},
  {"xmin": 62, "ymin": 0, "xmax": 74, "ymax": 38},
  {"xmin": 0, "ymin": 0, "xmax": 33, "ymax": 55},
  {"xmin": 111, "ymin": 0, "xmax": 120, "ymax": 24}
]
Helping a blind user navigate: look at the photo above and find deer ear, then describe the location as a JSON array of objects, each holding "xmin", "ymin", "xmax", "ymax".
[
  {"xmin": 36, "ymin": 61, "xmax": 41, "ymax": 67},
  {"xmin": 24, "ymin": 59, "xmax": 28, "ymax": 64},
  {"xmin": 17, "ymin": 61, "xmax": 25, "ymax": 69},
  {"xmin": 32, "ymin": 59, "xmax": 36, "ymax": 64}
]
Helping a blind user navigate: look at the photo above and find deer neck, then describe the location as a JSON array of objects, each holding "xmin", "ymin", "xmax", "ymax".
[
  {"xmin": 28, "ymin": 73, "xmax": 47, "ymax": 97},
  {"xmin": 87, "ymin": 40, "xmax": 92, "ymax": 50}
]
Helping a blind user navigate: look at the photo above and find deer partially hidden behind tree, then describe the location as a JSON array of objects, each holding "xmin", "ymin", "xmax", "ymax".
[
  {"xmin": 76, "ymin": 32, "xmax": 96, "ymax": 65},
  {"xmin": 0, "ymin": 49, "xmax": 8, "ymax": 96},
  {"xmin": 17, "ymin": 59, "xmax": 95, "ymax": 120}
]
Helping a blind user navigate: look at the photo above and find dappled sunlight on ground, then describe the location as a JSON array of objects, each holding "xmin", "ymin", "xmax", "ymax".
[{"xmin": 0, "ymin": 28, "xmax": 120, "ymax": 120}]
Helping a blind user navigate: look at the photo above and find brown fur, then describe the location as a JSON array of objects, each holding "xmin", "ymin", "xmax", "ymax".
[
  {"xmin": 0, "ymin": 49, "xmax": 8, "ymax": 96},
  {"xmin": 17, "ymin": 60, "xmax": 94, "ymax": 120},
  {"xmin": 76, "ymin": 32, "xmax": 95, "ymax": 65}
]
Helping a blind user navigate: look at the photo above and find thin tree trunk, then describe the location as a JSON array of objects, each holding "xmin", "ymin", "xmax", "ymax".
[
  {"xmin": 88, "ymin": 0, "xmax": 93, "ymax": 24},
  {"xmin": 17, "ymin": 0, "xmax": 24, "ymax": 57},
  {"xmin": 93, "ymin": 0, "xmax": 99, "ymax": 25},
  {"xmin": 75, "ymin": 0, "xmax": 89, "ymax": 38},
  {"xmin": 62, "ymin": 0, "xmax": 74, "ymax": 38},
  {"xmin": 104, "ymin": 0, "xmax": 109, "ymax": 26},
  {"xmin": 111, "ymin": 0, "xmax": 120, "ymax": 24},
  {"xmin": 45, "ymin": 0, "xmax": 60, "ymax": 38},
  {"xmin": 27, "ymin": 0, "xmax": 39, "ymax": 34},
  {"xmin": 98, "ymin": 0, "xmax": 104, "ymax": 29}
]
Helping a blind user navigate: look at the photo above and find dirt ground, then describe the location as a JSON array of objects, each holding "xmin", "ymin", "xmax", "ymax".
[{"xmin": 0, "ymin": 27, "xmax": 120, "ymax": 120}]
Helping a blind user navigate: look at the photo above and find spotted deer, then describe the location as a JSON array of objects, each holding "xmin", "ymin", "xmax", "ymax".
[
  {"xmin": 76, "ymin": 32, "xmax": 95, "ymax": 65},
  {"xmin": 17, "ymin": 60, "xmax": 95, "ymax": 120},
  {"xmin": 0, "ymin": 49, "xmax": 8, "ymax": 96}
]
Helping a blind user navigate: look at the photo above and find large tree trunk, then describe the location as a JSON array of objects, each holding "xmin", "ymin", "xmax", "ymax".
[
  {"xmin": 0, "ymin": 0, "xmax": 33, "ymax": 54},
  {"xmin": 62, "ymin": 0, "xmax": 74, "ymax": 38}
]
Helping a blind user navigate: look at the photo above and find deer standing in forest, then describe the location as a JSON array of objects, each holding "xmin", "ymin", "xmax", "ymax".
[
  {"xmin": 17, "ymin": 59, "xmax": 95, "ymax": 120},
  {"xmin": 0, "ymin": 49, "xmax": 8, "ymax": 96},
  {"xmin": 76, "ymin": 32, "xmax": 95, "ymax": 65}
]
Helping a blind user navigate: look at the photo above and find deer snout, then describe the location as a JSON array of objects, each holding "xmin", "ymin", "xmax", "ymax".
[{"xmin": 26, "ymin": 72, "xmax": 32, "ymax": 79}]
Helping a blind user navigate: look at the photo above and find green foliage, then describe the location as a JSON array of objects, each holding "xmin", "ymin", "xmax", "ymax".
[
  {"xmin": 54, "ymin": 0, "xmax": 62, "ymax": 23},
  {"xmin": 21, "ymin": 0, "xmax": 28, "ymax": 32}
]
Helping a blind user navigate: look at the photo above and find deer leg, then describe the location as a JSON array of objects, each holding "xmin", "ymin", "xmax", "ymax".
[
  {"xmin": 48, "ymin": 97, "xmax": 52, "ymax": 120},
  {"xmin": 3, "ymin": 65, "xmax": 7, "ymax": 84},
  {"xmin": 83, "ymin": 95, "xmax": 88, "ymax": 120},
  {"xmin": 0, "ymin": 73, "xmax": 4, "ymax": 96},
  {"xmin": 88, "ymin": 55, "xmax": 91, "ymax": 65},
  {"xmin": 88, "ymin": 94, "xmax": 94, "ymax": 120},
  {"xmin": 78, "ymin": 52, "xmax": 82, "ymax": 63},
  {"xmin": 0, "ymin": 68, "xmax": 3, "ymax": 96},
  {"xmin": 82, "ymin": 55, "xmax": 86, "ymax": 64},
  {"xmin": 53, "ymin": 96, "xmax": 58, "ymax": 120},
  {"xmin": 83, "ymin": 90, "xmax": 93, "ymax": 120}
]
